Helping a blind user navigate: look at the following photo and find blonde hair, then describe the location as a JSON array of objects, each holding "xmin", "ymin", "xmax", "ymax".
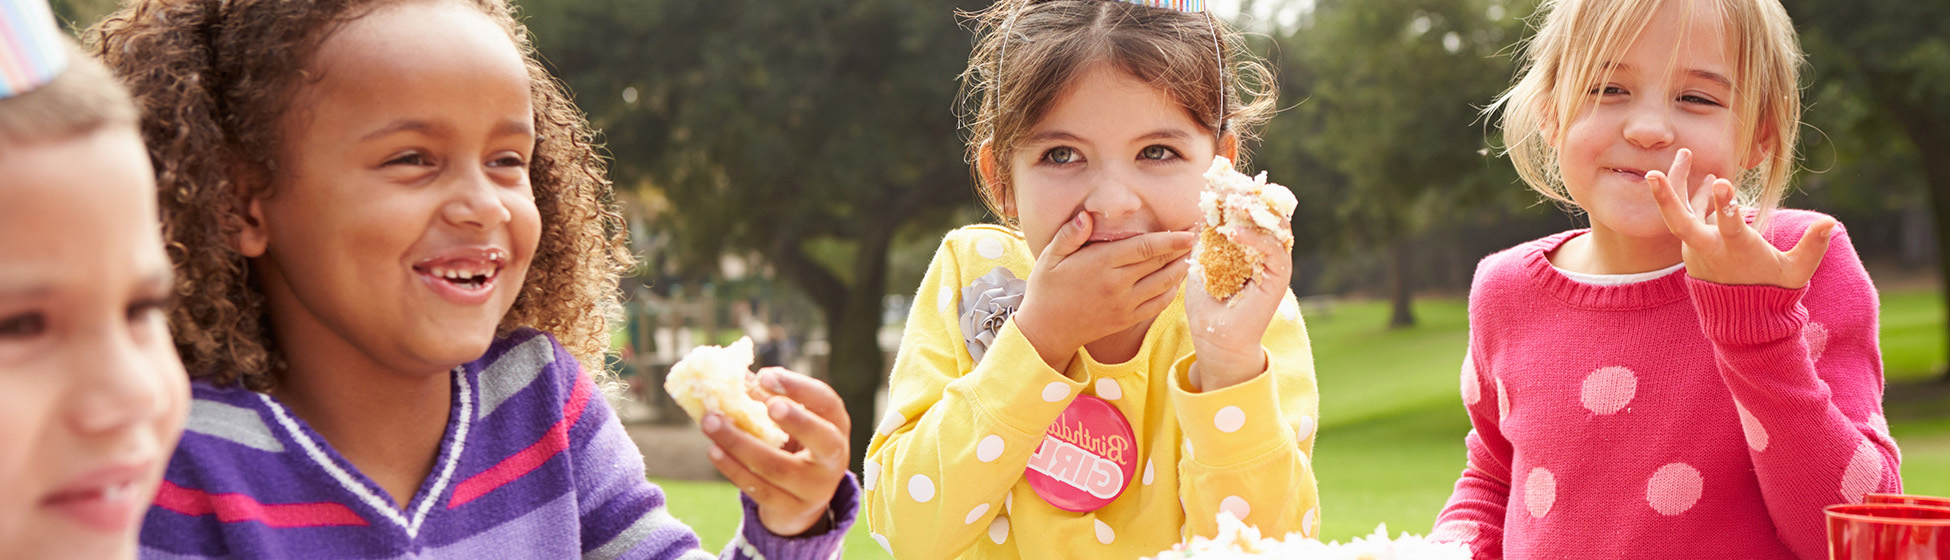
[
  {"xmin": 960, "ymin": 0, "xmax": 1277, "ymax": 225},
  {"xmin": 0, "ymin": 40, "xmax": 136, "ymax": 149},
  {"xmin": 1491, "ymin": 0, "xmax": 1803, "ymax": 225}
]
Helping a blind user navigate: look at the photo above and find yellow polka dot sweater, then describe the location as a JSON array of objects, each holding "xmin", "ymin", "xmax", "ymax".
[
  {"xmin": 1433, "ymin": 210, "xmax": 1903, "ymax": 560},
  {"xmin": 863, "ymin": 225, "xmax": 1321, "ymax": 559}
]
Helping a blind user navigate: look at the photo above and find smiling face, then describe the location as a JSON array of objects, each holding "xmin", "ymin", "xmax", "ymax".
[
  {"xmin": 0, "ymin": 129, "xmax": 189, "ymax": 559},
  {"xmin": 1003, "ymin": 64, "xmax": 1224, "ymax": 257},
  {"xmin": 1555, "ymin": 0, "xmax": 1758, "ymax": 241},
  {"xmin": 241, "ymin": 0, "xmax": 540, "ymax": 377}
]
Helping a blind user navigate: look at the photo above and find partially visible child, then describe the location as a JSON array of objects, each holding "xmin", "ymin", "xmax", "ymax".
[
  {"xmin": 1433, "ymin": 0, "xmax": 1901, "ymax": 558},
  {"xmin": 863, "ymin": 0, "xmax": 1320, "ymax": 557},
  {"xmin": 0, "ymin": 2, "xmax": 190, "ymax": 558},
  {"xmin": 86, "ymin": 0, "xmax": 856, "ymax": 557}
]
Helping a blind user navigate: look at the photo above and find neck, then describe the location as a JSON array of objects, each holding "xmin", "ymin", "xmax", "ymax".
[
  {"xmin": 1083, "ymin": 316, "xmax": 1154, "ymax": 365},
  {"xmin": 266, "ymin": 307, "xmax": 454, "ymax": 508},
  {"xmin": 1551, "ymin": 223, "xmax": 1684, "ymax": 275}
]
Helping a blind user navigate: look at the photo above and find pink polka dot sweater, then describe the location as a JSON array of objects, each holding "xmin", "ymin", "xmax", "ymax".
[{"xmin": 1433, "ymin": 210, "xmax": 1903, "ymax": 560}]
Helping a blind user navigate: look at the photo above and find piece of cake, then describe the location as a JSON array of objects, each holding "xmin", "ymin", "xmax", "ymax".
[
  {"xmin": 663, "ymin": 337, "xmax": 790, "ymax": 448},
  {"xmin": 1144, "ymin": 512, "xmax": 1472, "ymax": 559},
  {"xmin": 1196, "ymin": 156, "xmax": 1298, "ymax": 301}
]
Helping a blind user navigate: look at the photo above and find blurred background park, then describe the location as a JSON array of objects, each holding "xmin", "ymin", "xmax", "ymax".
[{"xmin": 53, "ymin": 0, "xmax": 1950, "ymax": 555}]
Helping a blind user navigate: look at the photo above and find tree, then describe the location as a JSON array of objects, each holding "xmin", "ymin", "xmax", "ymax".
[
  {"xmin": 1277, "ymin": 0, "xmax": 1527, "ymax": 327},
  {"xmin": 525, "ymin": 0, "xmax": 981, "ymax": 469},
  {"xmin": 1782, "ymin": 0, "xmax": 1950, "ymax": 379}
]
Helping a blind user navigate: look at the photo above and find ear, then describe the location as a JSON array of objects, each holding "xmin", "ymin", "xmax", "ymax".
[
  {"xmin": 1744, "ymin": 124, "xmax": 1775, "ymax": 170},
  {"xmin": 1217, "ymin": 130, "xmax": 1239, "ymax": 162},
  {"xmin": 977, "ymin": 140, "xmax": 1016, "ymax": 217},
  {"xmin": 233, "ymin": 195, "xmax": 270, "ymax": 258}
]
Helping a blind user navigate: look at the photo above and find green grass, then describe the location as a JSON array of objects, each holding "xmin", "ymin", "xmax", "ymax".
[{"xmin": 652, "ymin": 286, "xmax": 1950, "ymax": 557}]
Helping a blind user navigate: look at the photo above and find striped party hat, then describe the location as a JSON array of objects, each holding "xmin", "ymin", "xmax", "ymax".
[
  {"xmin": 1118, "ymin": 0, "xmax": 1205, "ymax": 11},
  {"xmin": 0, "ymin": 0, "xmax": 68, "ymax": 99}
]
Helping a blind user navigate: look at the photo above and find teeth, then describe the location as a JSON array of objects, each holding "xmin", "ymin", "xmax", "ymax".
[{"xmin": 101, "ymin": 482, "xmax": 130, "ymax": 502}]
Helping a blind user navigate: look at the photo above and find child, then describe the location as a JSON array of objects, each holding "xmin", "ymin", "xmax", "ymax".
[
  {"xmin": 1432, "ymin": 0, "xmax": 1902, "ymax": 558},
  {"xmin": 862, "ymin": 0, "xmax": 1320, "ymax": 557},
  {"xmin": 0, "ymin": 2, "xmax": 190, "ymax": 557},
  {"xmin": 85, "ymin": 0, "xmax": 857, "ymax": 557}
]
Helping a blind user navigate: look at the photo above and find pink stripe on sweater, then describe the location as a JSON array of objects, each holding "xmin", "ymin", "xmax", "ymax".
[
  {"xmin": 153, "ymin": 480, "xmax": 369, "ymax": 528},
  {"xmin": 446, "ymin": 374, "xmax": 596, "ymax": 508}
]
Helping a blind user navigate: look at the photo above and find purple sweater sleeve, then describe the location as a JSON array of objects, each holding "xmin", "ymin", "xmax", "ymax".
[{"xmin": 1685, "ymin": 221, "xmax": 1902, "ymax": 560}]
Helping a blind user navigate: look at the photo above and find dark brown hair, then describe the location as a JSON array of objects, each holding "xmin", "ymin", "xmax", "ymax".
[
  {"xmin": 960, "ymin": 0, "xmax": 1277, "ymax": 223},
  {"xmin": 85, "ymin": 0, "xmax": 633, "ymax": 390}
]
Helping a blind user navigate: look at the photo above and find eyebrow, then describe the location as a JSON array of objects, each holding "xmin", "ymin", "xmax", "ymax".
[
  {"xmin": 1021, "ymin": 129, "xmax": 1194, "ymax": 145},
  {"xmin": 1599, "ymin": 63, "xmax": 1733, "ymax": 89},
  {"xmin": 360, "ymin": 118, "xmax": 534, "ymax": 142}
]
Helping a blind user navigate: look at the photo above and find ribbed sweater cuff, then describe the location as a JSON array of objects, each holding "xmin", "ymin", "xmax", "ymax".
[
  {"xmin": 1685, "ymin": 277, "xmax": 1807, "ymax": 346},
  {"xmin": 737, "ymin": 471, "xmax": 859, "ymax": 559}
]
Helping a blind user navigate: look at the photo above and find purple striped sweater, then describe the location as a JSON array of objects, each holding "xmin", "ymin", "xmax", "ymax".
[{"xmin": 139, "ymin": 328, "xmax": 857, "ymax": 559}]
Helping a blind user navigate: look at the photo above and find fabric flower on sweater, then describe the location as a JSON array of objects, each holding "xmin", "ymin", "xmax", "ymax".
[{"xmin": 959, "ymin": 266, "xmax": 1027, "ymax": 364}]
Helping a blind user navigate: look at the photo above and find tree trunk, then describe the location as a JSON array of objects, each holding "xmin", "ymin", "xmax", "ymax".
[
  {"xmin": 1884, "ymin": 94, "xmax": 1950, "ymax": 382},
  {"xmin": 1388, "ymin": 240, "xmax": 1417, "ymax": 328}
]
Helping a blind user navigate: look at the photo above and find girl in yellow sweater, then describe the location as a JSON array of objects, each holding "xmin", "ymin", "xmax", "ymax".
[{"xmin": 862, "ymin": 1, "xmax": 1319, "ymax": 557}]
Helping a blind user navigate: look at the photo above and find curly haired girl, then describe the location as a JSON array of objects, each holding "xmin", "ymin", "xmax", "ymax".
[{"xmin": 87, "ymin": 0, "xmax": 856, "ymax": 557}]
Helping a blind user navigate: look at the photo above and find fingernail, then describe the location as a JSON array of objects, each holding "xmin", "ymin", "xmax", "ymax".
[
  {"xmin": 1072, "ymin": 212, "xmax": 1086, "ymax": 228},
  {"xmin": 769, "ymin": 399, "xmax": 790, "ymax": 420},
  {"xmin": 708, "ymin": 445, "xmax": 725, "ymax": 461},
  {"xmin": 702, "ymin": 414, "xmax": 722, "ymax": 433},
  {"xmin": 762, "ymin": 370, "xmax": 786, "ymax": 394}
]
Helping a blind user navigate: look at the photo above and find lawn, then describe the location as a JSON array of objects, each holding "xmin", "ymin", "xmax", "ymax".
[{"xmin": 652, "ymin": 286, "xmax": 1950, "ymax": 558}]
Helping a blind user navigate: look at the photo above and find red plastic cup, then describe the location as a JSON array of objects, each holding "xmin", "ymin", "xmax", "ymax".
[
  {"xmin": 1825, "ymin": 503, "xmax": 1950, "ymax": 560},
  {"xmin": 1868, "ymin": 494, "xmax": 1950, "ymax": 510}
]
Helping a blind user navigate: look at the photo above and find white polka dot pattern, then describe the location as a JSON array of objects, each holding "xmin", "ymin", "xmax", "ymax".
[
  {"xmin": 1042, "ymin": 382, "xmax": 1070, "ymax": 402},
  {"xmin": 976, "ymin": 237, "xmax": 1006, "ymax": 260},
  {"xmin": 1579, "ymin": 366, "xmax": 1637, "ymax": 415},
  {"xmin": 1804, "ymin": 322, "xmax": 1830, "ymax": 364},
  {"xmin": 908, "ymin": 474, "xmax": 935, "ymax": 503},
  {"xmin": 1095, "ymin": 519, "xmax": 1116, "ymax": 544},
  {"xmin": 877, "ymin": 409, "xmax": 905, "ymax": 435},
  {"xmin": 965, "ymin": 503, "xmax": 991, "ymax": 524},
  {"xmin": 1525, "ymin": 467, "xmax": 1556, "ymax": 518},
  {"xmin": 1280, "ymin": 296, "xmax": 1300, "ymax": 322},
  {"xmin": 1095, "ymin": 378, "xmax": 1122, "ymax": 400},
  {"xmin": 1142, "ymin": 458, "xmax": 1155, "ymax": 485},
  {"xmin": 989, "ymin": 516, "xmax": 1010, "ymax": 544},
  {"xmin": 1005, "ymin": 491, "xmax": 1013, "ymax": 514},
  {"xmin": 1734, "ymin": 399, "xmax": 1768, "ymax": 452},
  {"xmin": 1302, "ymin": 507, "xmax": 1318, "ymax": 538},
  {"xmin": 977, "ymin": 434, "xmax": 1005, "ymax": 463},
  {"xmin": 1496, "ymin": 378, "xmax": 1510, "ymax": 424},
  {"xmin": 1646, "ymin": 462, "xmax": 1703, "ymax": 515},
  {"xmin": 1220, "ymin": 496, "xmax": 1251, "ymax": 521},
  {"xmin": 1460, "ymin": 351, "xmax": 1481, "ymax": 406},
  {"xmin": 938, "ymin": 286, "xmax": 956, "ymax": 314},
  {"xmin": 1215, "ymin": 406, "xmax": 1246, "ymax": 433},
  {"xmin": 1430, "ymin": 520, "xmax": 1480, "ymax": 544},
  {"xmin": 872, "ymin": 532, "xmax": 892, "ymax": 554},
  {"xmin": 1297, "ymin": 415, "xmax": 1316, "ymax": 442},
  {"xmin": 1840, "ymin": 440, "xmax": 1884, "ymax": 503},
  {"xmin": 863, "ymin": 459, "xmax": 881, "ymax": 491}
]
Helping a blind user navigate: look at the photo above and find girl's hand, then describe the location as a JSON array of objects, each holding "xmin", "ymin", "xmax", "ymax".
[
  {"xmin": 1185, "ymin": 222, "xmax": 1293, "ymax": 391},
  {"xmin": 1013, "ymin": 212, "xmax": 1196, "ymax": 373},
  {"xmin": 1647, "ymin": 148, "xmax": 1835, "ymax": 289},
  {"xmin": 701, "ymin": 367, "xmax": 851, "ymax": 536}
]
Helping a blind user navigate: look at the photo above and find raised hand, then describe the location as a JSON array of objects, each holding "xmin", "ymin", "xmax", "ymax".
[
  {"xmin": 701, "ymin": 367, "xmax": 851, "ymax": 536},
  {"xmin": 1646, "ymin": 148, "xmax": 1835, "ymax": 289},
  {"xmin": 1013, "ymin": 211, "xmax": 1197, "ymax": 373},
  {"xmin": 1184, "ymin": 221, "xmax": 1293, "ymax": 391}
]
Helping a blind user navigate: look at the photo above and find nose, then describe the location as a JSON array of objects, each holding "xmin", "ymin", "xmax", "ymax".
[
  {"xmin": 441, "ymin": 168, "xmax": 514, "ymax": 230},
  {"xmin": 1621, "ymin": 99, "xmax": 1675, "ymax": 151},
  {"xmin": 1082, "ymin": 169, "xmax": 1142, "ymax": 222},
  {"xmin": 68, "ymin": 327, "xmax": 177, "ymax": 436}
]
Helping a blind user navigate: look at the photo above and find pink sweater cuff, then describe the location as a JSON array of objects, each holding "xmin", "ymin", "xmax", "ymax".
[{"xmin": 1685, "ymin": 277, "xmax": 1808, "ymax": 346}]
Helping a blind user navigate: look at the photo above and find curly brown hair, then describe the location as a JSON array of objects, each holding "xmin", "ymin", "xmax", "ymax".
[
  {"xmin": 959, "ymin": 0, "xmax": 1278, "ymax": 225},
  {"xmin": 84, "ymin": 0, "xmax": 633, "ymax": 391}
]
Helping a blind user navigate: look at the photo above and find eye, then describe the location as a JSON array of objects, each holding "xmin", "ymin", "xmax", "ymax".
[
  {"xmin": 0, "ymin": 312, "xmax": 46, "ymax": 339},
  {"xmin": 1042, "ymin": 147, "xmax": 1080, "ymax": 165},
  {"xmin": 1680, "ymin": 94, "xmax": 1722, "ymax": 107},
  {"xmin": 489, "ymin": 155, "xmax": 527, "ymax": 168},
  {"xmin": 384, "ymin": 151, "xmax": 433, "ymax": 167},
  {"xmin": 1139, "ymin": 145, "xmax": 1179, "ymax": 161},
  {"xmin": 126, "ymin": 298, "xmax": 168, "ymax": 323},
  {"xmin": 1587, "ymin": 85, "xmax": 1626, "ymax": 96}
]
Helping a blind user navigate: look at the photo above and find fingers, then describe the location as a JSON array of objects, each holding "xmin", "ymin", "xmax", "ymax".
[
  {"xmin": 1131, "ymin": 253, "xmax": 1191, "ymax": 302},
  {"xmin": 1711, "ymin": 178, "xmax": 1744, "ymax": 238},
  {"xmin": 1646, "ymin": 168, "xmax": 1703, "ymax": 241},
  {"xmin": 1225, "ymin": 227, "xmax": 1294, "ymax": 281},
  {"xmin": 1669, "ymin": 148, "xmax": 1694, "ymax": 214},
  {"xmin": 1043, "ymin": 212, "xmax": 1094, "ymax": 261},
  {"xmin": 702, "ymin": 413, "xmax": 807, "ymax": 501},
  {"xmin": 1782, "ymin": 218, "xmax": 1838, "ymax": 287},
  {"xmin": 756, "ymin": 368, "xmax": 849, "ymax": 435},
  {"xmin": 706, "ymin": 442, "xmax": 797, "ymax": 505},
  {"xmin": 1104, "ymin": 231, "xmax": 1198, "ymax": 269},
  {"xmin": 765, "ymin": 395, "xmax": 849, "ymax": 466}
]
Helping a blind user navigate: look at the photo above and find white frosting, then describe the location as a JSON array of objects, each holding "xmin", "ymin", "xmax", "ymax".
[{"xmin": 1201, "ymin": 156, "xmax": 1296, "ymax": 245}]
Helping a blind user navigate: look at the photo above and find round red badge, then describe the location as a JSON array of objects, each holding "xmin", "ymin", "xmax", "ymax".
[{"xmin": 1024, "ymin": 394, "xmax": 1138, "ymax": 512}]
